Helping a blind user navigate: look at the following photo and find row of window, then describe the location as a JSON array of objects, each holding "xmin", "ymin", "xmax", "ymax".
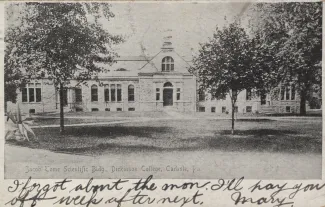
[
  {"xmin": 86, "ymin": 84, "xmax": 135, "ymax": 103},
  {"xmin": 280, "ymin": 85, "xmax": 295, "ymax": 101},
  {"xmin": 22, "ymin": 83, "xmax": 42, "ymax": 103},
  {"xmin": 199, "ymin": 85, "xmax": 296, "ymax": 103},
  {"xmin": 200, "ymin": 106, "xmax": 294, "ymax": 113},
  {"xmin": 199, "ymin": 106, "xmax": 252, "ymax": 113},
  {"xmin": 155, "ymin": 88, "xmax": 182, "ymax": 101},
  {"xmin": 90, "ymin": 107, "xmax": 135, "ymax": 112}
]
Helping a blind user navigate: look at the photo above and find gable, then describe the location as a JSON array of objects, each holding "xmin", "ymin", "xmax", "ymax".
[{"xmin": 139, "ymin": 49, "xmax": 192, "ymax": 74}]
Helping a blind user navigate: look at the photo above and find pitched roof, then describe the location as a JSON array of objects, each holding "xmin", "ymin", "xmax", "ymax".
[{"xmin": 115, "ymin": 56, "xmax": 153, "ymax": 61}]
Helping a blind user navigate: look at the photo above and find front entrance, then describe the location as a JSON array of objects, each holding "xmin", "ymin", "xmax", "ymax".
[
  {"xmin": 163, "ymin": 88, "xmax": 173, "ymax": 106},
  {"xmin": 163, "ymin": 82, "xmax": 173, "ymax": 106}
]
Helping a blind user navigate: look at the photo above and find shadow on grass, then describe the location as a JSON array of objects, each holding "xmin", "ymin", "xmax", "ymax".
[
  {"xmin": 33, "ymin": 125, "xmax": 172, "ymax": 139},
  {"xmin": 218, "ymin": 129, "xmax": 299, "ymax": 136},
  {"xmin": 7, "ymin": 125, "xmax": 322, "ymax": 155},
  {"xmin": 49, "ymin": 134, "xmax": 321, "ymax": 155},
  {"xmin": 235, "ymin": 119, "xmax": 275, "ymax": 122},
  {"xmin": 207, "ymin": 135, "xmax": 321, "ymax": 154}
]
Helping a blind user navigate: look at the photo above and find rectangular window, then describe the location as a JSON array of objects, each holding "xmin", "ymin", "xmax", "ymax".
[
  {"xmin": 29, "ymin": 88, "xmax": 35, "ymax": 102},
  {"xmin": 128, "ymin": 85, "xmax": 135, "ymax": 102},
  {"xmin": 222, "ymin": 106, "xmax": 226, "ymax": 113},
  {"xmin": 246, "ymin": 89, "xmax": 251, "ymax": 100},
  {"xmin": 111, "ymin": 84, "xmax": 116, "ymax": 102},
  {"xmin": 76, "ymin": 108, "xmax": 83, "ymax": 112},
  {"xmin": 91, "ymin": 108, "xmax": 99, "ymax": 112},
  {"xmin": 117, "ymin": 108, "xmax": 122, "ymax": 111},
  {"xmin": 117, "ymin": 84, "xmax": 122, "ymax": 102},
  {"xmin": 281, "ymin": 85, "xmax": 285, "ymax": 100},
  {"xmin": 199, "ymin": 91, "xmax": 205, "ymax": 101},
  {"xmin": 199, "ymin": 107, "xmax": 205, "ymax": 112},
  {"xmin": 128, "ymin": 108, "xmax": 135, "ymax": 111},
  {"xmin": 291, "ymin": 85, "xmax": 295, "ymax": 100},
  {"xmin": 105, "ymin": 108, "xmax": 110, "ymax": 111},
  {"xmin": 246, "ymin": 106, "xmax": 252, "ymax": 113},
  {"xmin": 177, "ymin": 88, "xmax": 181, "ymax": 100},
  {"xmin": 22, "ymin": 88, "xmax": 28, "ymax": 102},
  {"xmin": 22, "ymin": 82, "xmax": 42, "ymax": 103},
  {"xmin": 286, "ymin": 106, "xmax": 291, "ymax": 113},
  {"xmin": 35, "ymin": 83, "xmax": 41, "ymax": 102},
  {"xmin": 75, "ymin": 88, "xmax": 82, "ymax": 102},
  {"xmin": 234, "ymin": 106, "xmax": 238, "ymax": 113},
  {"xmin": 104, "ymin": 85, "xmax": 109, "ymax": 102},
  {"xmin": 156, "ymin": 88, "xmax": 160, "ymax": 101},
  {"xmin": 36, "ymin": 88, "xmax": 42, "ymax": 102},
  {"xmin": 286, "ymin": 87, "xmax": 290, "ymax": 100},
  {"xmin": 211, "ymin": 107, "xmax": 216, "ymax": 113}
]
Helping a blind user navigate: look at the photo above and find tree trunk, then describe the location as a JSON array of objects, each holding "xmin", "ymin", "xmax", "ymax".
[
  {"xmin": 231, "ymin": 101, "xmax": 235, "ymax": 135},
  {"xmin": 300, "ymin": 89, "xmax": 307, "ymax": 116},
  {"xmin": 230, "ymin": 90, "xmax": 237, "ymax": 135},
  {"xmin": 59, "ymin": 83, "xmax": 65, "ymax": 134}
]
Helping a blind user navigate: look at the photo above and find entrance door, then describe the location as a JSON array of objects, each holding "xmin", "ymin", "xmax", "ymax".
[{"xmin": 163, "ymin": 88, "xmax": 173, "ymax": 106}]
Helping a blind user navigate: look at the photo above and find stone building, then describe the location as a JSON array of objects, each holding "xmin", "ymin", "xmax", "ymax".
[{"xmin": 11, "ymin": 40, "xmax": 306, "ymax": 115}]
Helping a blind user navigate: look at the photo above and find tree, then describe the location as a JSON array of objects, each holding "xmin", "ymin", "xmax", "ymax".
[
  {"xmin": 5, "ymin": 3, "xmax": 123, "ymax": 133},
  {"xmin": 192, "ymin": 22, "xmax": 254, "ymax": 134},
  {"xmin": 248, "ymin": 2, "xmax": 322, "ymax": 115},
  {"xmin": 4, "ymin": 4, "xmax": 27, "ymax": 110}
]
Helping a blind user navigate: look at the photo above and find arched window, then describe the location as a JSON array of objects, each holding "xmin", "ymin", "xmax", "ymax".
[
  {"xmin": 164, "ymin": 82, "xmax": 173, "ymax": 87},
  {"xmin": 91, "ymin": 85, "xmax": 98, "ymax": 102},
  {"xmin": 162, "ymin": 56, "xmax": 174, "ymax": 72},
  {"xmin": 128, "ymin": 85, "xmax": 135, "ymax": 102},
  {"xmin": 111, "ymin": 84, "xmax": 116, "ymax": 101}
]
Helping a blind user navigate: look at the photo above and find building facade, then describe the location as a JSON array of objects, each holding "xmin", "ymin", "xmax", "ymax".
[{"xmin": 11, "ymin": 41, "xmax": 307, "ymax": 115}]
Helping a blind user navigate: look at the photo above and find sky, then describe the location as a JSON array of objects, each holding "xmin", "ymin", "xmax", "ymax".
[
  {"xmin": 5, "ymin": 2, "xmax": 252, "ymax": 60},
  {"xmin": 103, "ymin": 2, "xmax": 252, "ymax": 59}
]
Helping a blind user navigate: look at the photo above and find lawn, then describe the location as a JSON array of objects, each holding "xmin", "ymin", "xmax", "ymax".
[
  {"xmin": 7, "ymin": 118, "xmax": 322, "ymax": 156},
  {"xmin": 30, "ymin": 117, "xmax": 129, "ymax": 126}
]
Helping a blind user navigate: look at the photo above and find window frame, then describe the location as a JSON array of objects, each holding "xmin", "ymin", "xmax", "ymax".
[
  {"xmin": 156, "ymin": 88, "xmax": 160, "ymax": 101},
  {"xmin": 176, "ymin": 88, "xmax": 181, "ymax": 101},
  {"xmin": 110, "ymin": 84, "xmax": 116, "ymax": 102},
  {"xmin": 104, "ymin": 84, "xmax": 110, "ymax": 102},
  {"xmin": 128, "ymin": 85, "xmax": 135, "ymax": 102},
  {"xmin": 22, "ymin": 82, "xmax": 42, "ymax": 103},
  {"xmin": 246, "ymin": 106, "xmax": 252, "ymax": 113},
  {"xmin": 75, "ymin": 87, "xmax": 82, "ymax": 103},
  {"xmin": 117, "ymin": 84, "xmax": 122, "ymax": 102},
  {"xmin": 91, "ymin": 84, "xmax": 98, "ymax": 102},
  {"xmin": 198, "ymin": 90, "xmax": 205, "ymax": 101},
  {"xmin": 162, "ymin": 56, "xmax": 174, "ymax": 72},
  {"xmin": 280, "ymin": 84, "xmax": 296, "ymax": 101}
]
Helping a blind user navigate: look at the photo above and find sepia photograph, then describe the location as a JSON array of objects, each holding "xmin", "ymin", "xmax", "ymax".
[{"xmin": 3, "ymin": 1, "xmax": 322, "ymax": 179}]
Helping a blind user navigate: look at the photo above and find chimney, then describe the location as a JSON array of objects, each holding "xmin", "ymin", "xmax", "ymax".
[{"xmin": 162, "ymin": 34, "xmax": 174, "ymax": 51}]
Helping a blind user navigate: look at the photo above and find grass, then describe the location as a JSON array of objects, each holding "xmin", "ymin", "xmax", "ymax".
[
  {"xmin": 6, "ymin": 118, "xmax": 322, "ymax": 156},
  {"xmin": 30, "ymin": 117, "xmax": 127, "ymax": 126}
]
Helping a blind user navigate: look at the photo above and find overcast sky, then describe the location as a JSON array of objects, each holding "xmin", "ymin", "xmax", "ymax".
[
  {"xmin": 104, "ymin": 2, "xmax": 251, "ymax": 59},
  {"xmin": 6, "ymin": 2, "xmax": 252, "ymax": 60}
]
